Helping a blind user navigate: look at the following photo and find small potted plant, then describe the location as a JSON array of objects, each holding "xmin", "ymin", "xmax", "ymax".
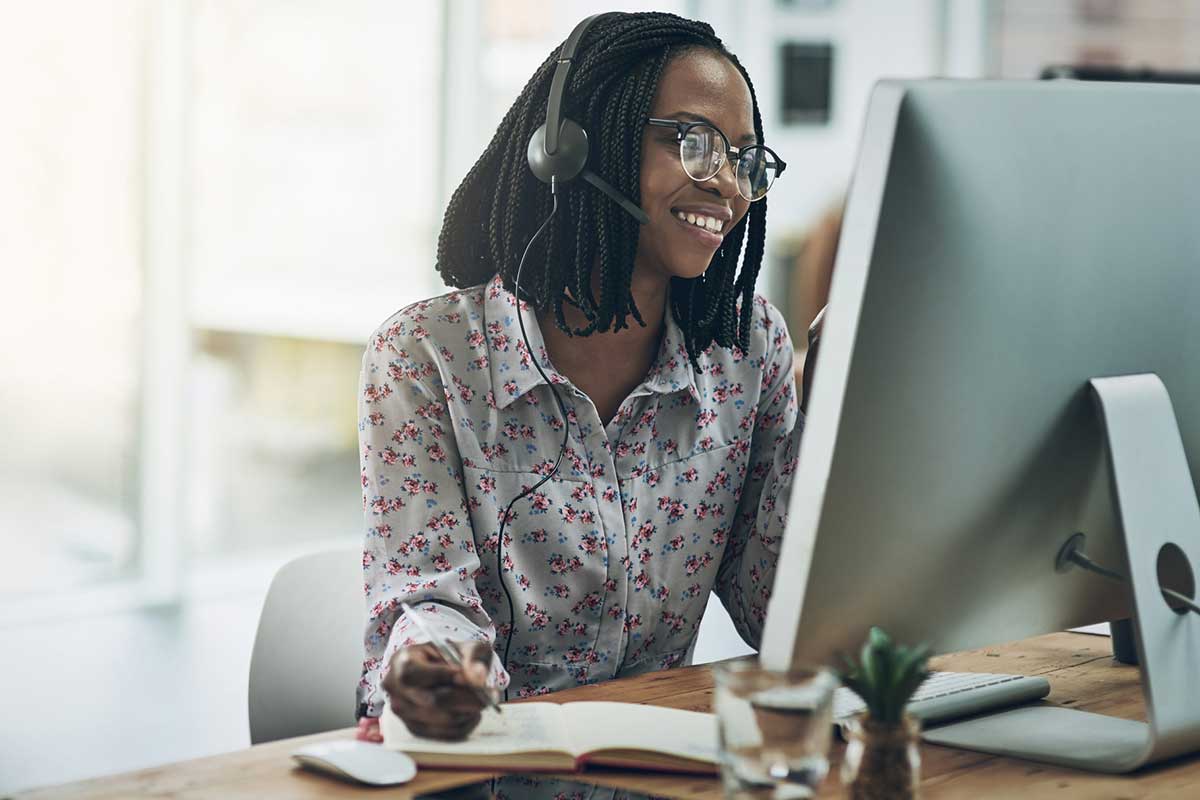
[{"xmin": 838, "ymin": 627, "xmax": 931, "ymax": 800}]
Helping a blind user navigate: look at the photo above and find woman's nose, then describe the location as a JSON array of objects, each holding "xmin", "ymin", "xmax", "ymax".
[{"xmin": 699, "ymin": 155, "xmax": 739, "ymax": 198}]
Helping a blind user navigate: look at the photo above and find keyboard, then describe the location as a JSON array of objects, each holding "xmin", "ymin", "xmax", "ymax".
[{"xmin": 833, "ymin": 671, "xmax": 1051, "ymax": 728}]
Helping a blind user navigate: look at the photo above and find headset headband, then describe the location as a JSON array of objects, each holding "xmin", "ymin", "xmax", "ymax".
[
  {"xmin": 529, "ymin": 13, "xmax": 649, "ymax": 225},
  {"xmin": 543, "ymin": 14, "xmax": 602, "ymax": 155}
]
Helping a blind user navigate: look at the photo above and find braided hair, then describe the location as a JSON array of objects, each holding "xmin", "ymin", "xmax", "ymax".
[{"xmin": 435, "ymin": 11, "xmax": 768, "ymax": 365}]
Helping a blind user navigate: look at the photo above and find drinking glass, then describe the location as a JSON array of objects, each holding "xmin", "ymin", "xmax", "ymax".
[{"xmin": 712, "ymin": 661, "xmax": 838, "ymax": 799}]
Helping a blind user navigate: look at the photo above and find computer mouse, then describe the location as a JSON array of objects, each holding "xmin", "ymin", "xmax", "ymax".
[{"xmin": 291, "ymin": 739, "xmax": 417, "ymax": 785}]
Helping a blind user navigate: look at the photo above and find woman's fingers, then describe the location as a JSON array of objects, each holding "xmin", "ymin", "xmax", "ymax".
[
  {"xmin": 390, "ymin": 688, "xmax": 482, "ymax": 738},
  {"xmin": 384, "ymin": 642, "xmax": 496, "ymax": 705},
  {"xmin": 392, "ymin": 642, "xmax": 495, "ymax": 691},
  {"xmin": 393, "ymin": 645, "xmax": 462, "ymax": 688},
  {"xmin": 355, "ymin": 716, "xmax": 383, "ymax": 743},
  {"xmin": 393, "ymin": 683, "xmax": 485, "ymax": 714},
  {"xmin": 447, "ymin": 641, "xmax": 495, "ymax": 704},
  {"xmin": 456, "ymin": 641, "xmax": 494, "ymax": 688},
  {"xmin": 463, "ymin": 640, "xmax": 494, "ymax": 667},
  {"xmin": 383, "ymin": 641, "xmax": 497, "ymax": 739}
]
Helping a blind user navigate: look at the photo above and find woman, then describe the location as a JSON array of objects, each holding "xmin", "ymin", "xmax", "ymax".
[{"xmin": 356, "ymin": 11, "xmax": 801, "ymax": 743}]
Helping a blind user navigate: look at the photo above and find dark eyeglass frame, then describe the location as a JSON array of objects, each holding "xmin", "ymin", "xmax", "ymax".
[{"xmin": 645, "ymin": 117, "xmax": 787, "ymax": 201}]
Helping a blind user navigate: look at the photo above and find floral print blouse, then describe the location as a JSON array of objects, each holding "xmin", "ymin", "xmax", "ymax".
[{"xmin": 357, "ymin": 273, "xmax": 802, "ymax": 718}]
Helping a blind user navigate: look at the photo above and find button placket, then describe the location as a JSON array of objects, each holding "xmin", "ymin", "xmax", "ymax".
[
  {"xmin": 558, "ymin": 387, "xmax": 622, "ymax": 679},
  {"xmin": 606, "ymin": 389, "xmax": 661, "ymax": 668}
]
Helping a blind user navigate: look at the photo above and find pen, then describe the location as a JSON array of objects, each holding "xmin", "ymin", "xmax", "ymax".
[{"xmin": 400, "ymin": 601, "xmax": 502, "ymax": 714}]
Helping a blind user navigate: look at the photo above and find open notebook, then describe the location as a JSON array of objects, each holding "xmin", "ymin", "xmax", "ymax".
[{"xmin": 381, "ymin": 701, "xmax": 719, "ymax": 774}]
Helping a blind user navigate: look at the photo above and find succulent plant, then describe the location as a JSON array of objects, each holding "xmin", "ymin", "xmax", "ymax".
[{"xmin": 839, "ymin": 627, "xmax": 931, "ymax": 724}]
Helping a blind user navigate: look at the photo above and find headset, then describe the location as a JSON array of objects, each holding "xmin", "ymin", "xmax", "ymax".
[
  {"xmin": 494, "ymin": 13, "xmax": 650, "ymax": 698},
  {"xmin": 526, "ymin": 14, "xmax": 650, "ymax": 226}
]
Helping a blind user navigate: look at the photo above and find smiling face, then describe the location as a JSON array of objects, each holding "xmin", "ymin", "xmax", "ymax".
[{"xmin": 635, "ymin": 48, "xmax": 756, "ymax": 282}]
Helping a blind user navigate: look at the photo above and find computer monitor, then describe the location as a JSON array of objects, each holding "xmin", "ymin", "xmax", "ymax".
[{"xmin": 761, "ymin": 79, "xmax": 1200, "ymax": 772}]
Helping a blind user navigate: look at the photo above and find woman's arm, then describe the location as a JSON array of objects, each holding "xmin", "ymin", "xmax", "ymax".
[
  {"xmin": 357, "ymin": 334, "xmax": 509, "ymax": 720},
  {"xmin": 713, "ymin": 303, "xmax": 804, "ymax": 648}
]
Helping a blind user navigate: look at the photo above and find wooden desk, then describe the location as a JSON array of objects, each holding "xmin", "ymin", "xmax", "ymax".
[{"xmin": 16, "ymin": 632, "xmax": 1200, "ymax": 799}]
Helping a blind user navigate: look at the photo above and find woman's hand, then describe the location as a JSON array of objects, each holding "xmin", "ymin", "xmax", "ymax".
[
  {"xmin": 800, "ymin": 305, "xmax": 826, "ymax": 417},
  {"xmin": 380, "ymin": 641, "xmax": 496, "ymax": 741}
]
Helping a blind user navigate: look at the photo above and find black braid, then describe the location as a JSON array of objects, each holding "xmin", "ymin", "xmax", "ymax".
[{"xmin": 435, "ymin": 11, "xmax": 770, "ymax": 364}]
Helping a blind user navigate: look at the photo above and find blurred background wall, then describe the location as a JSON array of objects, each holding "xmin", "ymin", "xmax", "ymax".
[{"xmin": 3, "ymin": 0, "xmax": 1200, "ymax": 793}]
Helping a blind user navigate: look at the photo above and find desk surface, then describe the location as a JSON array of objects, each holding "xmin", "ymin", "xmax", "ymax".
[{"xmin": 16, "ymin": 632, "xmax": 1198, "ymax": 799}]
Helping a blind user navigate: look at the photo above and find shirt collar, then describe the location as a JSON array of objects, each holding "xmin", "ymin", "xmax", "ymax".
[
  {"xmin": 643, "ymin": 295, "xmax": 703, "ymax": 405},
  {"xmin": 484, "ymin": 274, "xmax": 565, "ymax": 410},
  {"xmin": 483, "ymin": 274, "xmax": 701, "ymax": 411}
]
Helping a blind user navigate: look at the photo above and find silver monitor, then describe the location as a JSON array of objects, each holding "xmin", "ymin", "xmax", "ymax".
[{"xmin": 761, "ymin": 79, "xmax": 1200, "ymax": 772}]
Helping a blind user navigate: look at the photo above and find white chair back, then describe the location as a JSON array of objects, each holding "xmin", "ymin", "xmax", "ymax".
[{"xmin": 248, "ymin": 547, "xmax": 363, "ymax": 744}]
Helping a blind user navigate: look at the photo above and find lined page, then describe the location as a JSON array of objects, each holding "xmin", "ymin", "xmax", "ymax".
[{"xmin": 562, "ymin": 702, "xmax": 718, "ymax": 763}]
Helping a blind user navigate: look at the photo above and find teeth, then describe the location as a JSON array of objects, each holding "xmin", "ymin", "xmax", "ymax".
[{"xmin": 674, "ymin": 210, "xmax": 724, "ymax": 234}]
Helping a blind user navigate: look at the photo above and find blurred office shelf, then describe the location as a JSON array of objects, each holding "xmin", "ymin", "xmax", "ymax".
[
  {"xmin": 189, "ymin": 283, "xmax": 435, "ymax": 346},
  {"xmin": 187, "ymin": 331, "xmax": 363, "ymax": 561}
]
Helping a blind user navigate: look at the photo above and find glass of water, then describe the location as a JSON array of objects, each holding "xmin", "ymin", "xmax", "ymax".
[{"xmin": 712, "ymin": 660, "xmax": 839, "ymax": 799}]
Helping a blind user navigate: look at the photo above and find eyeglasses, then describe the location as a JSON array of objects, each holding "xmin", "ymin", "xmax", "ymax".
[{"xmin": 646, "ymin": 117, "xmax": 786, "ymax": 202}]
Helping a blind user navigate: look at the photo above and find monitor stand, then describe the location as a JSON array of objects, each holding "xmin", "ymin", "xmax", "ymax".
[{"xmin": 923, "ymin": 373, "xmax": 1200, "ymax": 773}]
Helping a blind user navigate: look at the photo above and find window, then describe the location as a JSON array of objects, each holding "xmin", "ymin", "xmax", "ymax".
[
  {"xmin": 0, "ymin": 1, "xmax": 145, "ymax": 600},
  {"xmin": 0, "ymin": 1, "xmax": 447, "ymax": 602},
  {"xmin": 190, "ymin": 1, "xmax": 443, "ymax": 343},
  {"xmin": 185, "ymin": 1, "xmax": 443, "ymax": 564}
]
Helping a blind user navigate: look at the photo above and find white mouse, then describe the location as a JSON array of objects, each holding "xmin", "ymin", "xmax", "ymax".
[{"xmin": 291, "ymin": 739, "xmax": 418, "ymax": 786}]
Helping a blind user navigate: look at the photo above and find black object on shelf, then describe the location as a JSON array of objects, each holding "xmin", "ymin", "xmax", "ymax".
[{"xmin": 780, "ymin": 42, "xmax": 833, "ymax": 125}]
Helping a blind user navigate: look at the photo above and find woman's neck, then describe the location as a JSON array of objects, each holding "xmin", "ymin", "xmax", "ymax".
[{"xmin": 536, "ymin": 266, "xmax": 671, "ymax": 424}]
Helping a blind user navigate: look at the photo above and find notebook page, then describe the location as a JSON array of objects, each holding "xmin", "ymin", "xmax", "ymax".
[
  {"xmin": 562, "ymin": 702, "xmax": 718, "ymax": 763},
  {"xmin": 382, "ymin": 702, "xmax": 574, "ymax": 756}
]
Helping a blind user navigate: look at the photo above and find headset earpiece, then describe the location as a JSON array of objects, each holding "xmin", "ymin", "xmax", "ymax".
[{"xmin": 527, "ymin": 118, "xmax": 589, "ymax": 185}]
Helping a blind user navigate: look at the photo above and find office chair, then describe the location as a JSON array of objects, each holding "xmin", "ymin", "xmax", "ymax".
[
  {"xmin": 246, "ymin": 547, "xmax": 750, "ymax": 743},
  {"xmin": 247, "ymin": 547, "xmax": 363, "ymax": 744}
]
